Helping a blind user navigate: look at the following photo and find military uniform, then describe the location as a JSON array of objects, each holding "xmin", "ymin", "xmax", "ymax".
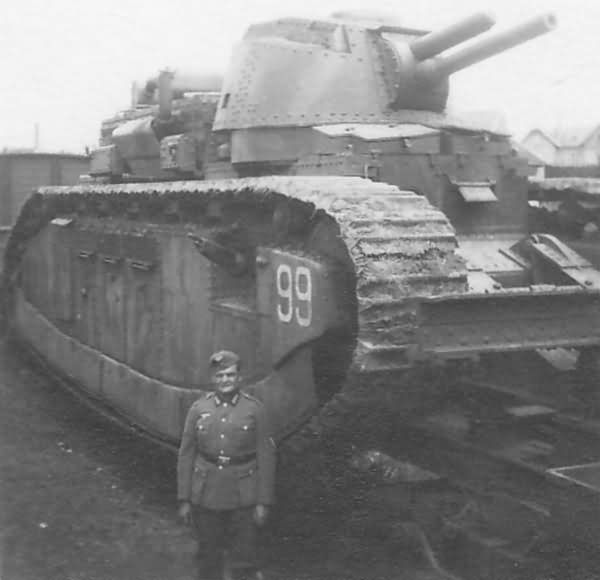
[{"xmin": 178, "ymin": 367, "xmax": 276, "ymax": 580}]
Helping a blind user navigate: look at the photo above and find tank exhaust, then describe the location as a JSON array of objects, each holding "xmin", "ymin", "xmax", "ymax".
[{"xmin": 158, "ymin": 70, "xmax": 175, "ymax": 120}]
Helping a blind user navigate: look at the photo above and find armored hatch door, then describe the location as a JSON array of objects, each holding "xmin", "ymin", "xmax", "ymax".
[
  {"xmin": 97, "ymin": 231, "xmax": 126, "ymax": 361},
  {"xmin": 73, "ymin": 224, "xmax": 99, "ymax": 346},
  {"xmin": 210, "ymin": 255, "xmax": 260, "ymax": 378},
  {"xmin": 159, "ymin": 232, "xmax": 214, "ymax": 387},
  {"xmin": 47, "ymin": 218, "xmax": 75, "ymax": 329},
  {"xmin": 122, "ymin": 233, "xmax": 161, "ymax": 378}
]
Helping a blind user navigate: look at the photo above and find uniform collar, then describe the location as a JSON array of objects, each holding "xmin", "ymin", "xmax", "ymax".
[{"xmin": 214, "ymin": 392, "xmax": 240, "ymax": 406}]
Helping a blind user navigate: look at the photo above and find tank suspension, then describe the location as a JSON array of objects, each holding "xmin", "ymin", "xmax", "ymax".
[{"xmin": 187, "ymin": 232, "xmax": 248, "ymax": 275}]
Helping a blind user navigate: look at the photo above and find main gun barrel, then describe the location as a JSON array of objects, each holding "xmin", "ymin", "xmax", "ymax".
[
  {"xmin": 415, "ymin": 12, "xmax": 556, "ymax": 83},
  {"xmin": 409, "ymin": 11, "xmax": 496, "ymax": 61}
]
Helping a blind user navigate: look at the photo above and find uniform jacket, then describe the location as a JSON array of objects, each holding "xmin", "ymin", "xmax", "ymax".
[{"xmin": 177, "ymin": 390, "xmax": 276, "ymax": 510}]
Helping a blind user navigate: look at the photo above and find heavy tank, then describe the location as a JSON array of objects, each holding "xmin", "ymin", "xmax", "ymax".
[{"xmin": 8, "ymin": 10, "xmax": 600, "ymax": 579}]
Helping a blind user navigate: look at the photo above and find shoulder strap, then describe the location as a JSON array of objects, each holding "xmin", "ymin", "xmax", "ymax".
[{"xmin": 240, "ymin": 390, "xmax": 262, "ymax": 405}]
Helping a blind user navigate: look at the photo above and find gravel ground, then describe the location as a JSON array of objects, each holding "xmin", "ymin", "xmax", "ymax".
[
  {"xmin": 0, "ymin": 340, "xmax": 200, "ymax": 580},
  {"xmin": 5, "ymin": 335, "xmax": 600, "ymax": 580},
  {"xmin": 0, "ymin": 337, "xmax": 451, "ymax": 580}
]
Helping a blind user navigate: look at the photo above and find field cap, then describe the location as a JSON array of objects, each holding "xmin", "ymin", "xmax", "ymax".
[{"xmin": 209, "ymin": 350, "xmax": 240, "ymax": 371}]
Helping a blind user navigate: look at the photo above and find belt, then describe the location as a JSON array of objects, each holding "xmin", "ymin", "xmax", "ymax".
[{"xmin": 201, "ymin": 453, "xmax": 256, "ymax": 467}]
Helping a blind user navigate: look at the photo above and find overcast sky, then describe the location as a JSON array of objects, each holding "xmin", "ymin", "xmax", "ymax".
[{"xmin": 1, "ymin": 0, "xmax": 599, "ymax": 153}]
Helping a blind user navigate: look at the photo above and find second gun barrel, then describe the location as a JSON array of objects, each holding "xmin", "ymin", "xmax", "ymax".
[
  {"xmin": 416, "ymin": 12, "xmax": 556, "ymax": 82},
  {"xmin": 409, "ymin": 11, "xmax": 496, "ymax": 61}
]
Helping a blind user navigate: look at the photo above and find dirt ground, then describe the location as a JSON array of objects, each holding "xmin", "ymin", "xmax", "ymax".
[
  {"xmin": 0, "ymin": 339, "xmax": 435, "ymax": 580},
  {"xmin": 0, "ymin": 340, "xmax": 201, "ymax": 580}
]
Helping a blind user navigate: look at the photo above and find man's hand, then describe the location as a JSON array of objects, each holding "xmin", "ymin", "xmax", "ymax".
[
  {"xmin": 253, "ymin": 504, "xmax": 269, "ymax": 527},
  {"xmin": 178, "ymin": 501, "xmax": 192, "ymax": 525}
]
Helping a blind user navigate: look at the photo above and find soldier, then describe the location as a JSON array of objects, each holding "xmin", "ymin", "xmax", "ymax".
[{"xmin": 177, "ymin": 350, "xmax": 276, "ymax": 580}]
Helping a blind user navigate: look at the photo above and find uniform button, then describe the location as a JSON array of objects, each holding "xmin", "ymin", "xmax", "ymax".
[
  {"xmin": 221, "ymin": 418, "xmax": 226, "ymax": 423},
  {"xmin": 220, "ymin": 434, "xmax": 225, "ymax": 439},
  {"xmin": 243, "ymin": 425, "xmax": 248, "ymax": 431},
  {"xmin": 218, "ymin": 465, "xmax": 223, "ymax": 470},
  {"xmin": 223, "ymin": 403, "xmax": 228, "ymax": 408},
  {"xmin": 220, "ymin": 450, "xmax": 224, "ymax": 454}
]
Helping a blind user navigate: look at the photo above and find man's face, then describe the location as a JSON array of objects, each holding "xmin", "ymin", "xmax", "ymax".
[{"xmin": 211, "ymin": 364, "xmax": 241, "ymax": 395}]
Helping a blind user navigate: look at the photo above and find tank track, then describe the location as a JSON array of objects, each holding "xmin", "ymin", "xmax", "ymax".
[{"xmin": 4, "ymin": 176, "xmax": 467, "ymax": 460}]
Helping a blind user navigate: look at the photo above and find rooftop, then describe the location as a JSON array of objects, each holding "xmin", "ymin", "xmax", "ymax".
[{"xmin": 525, "ymin": 125, "xmax": 600, "ymax": 148}]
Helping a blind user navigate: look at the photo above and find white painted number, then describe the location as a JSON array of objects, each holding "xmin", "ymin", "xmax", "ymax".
[
  {"xmin": 276, "ymin": 264, "xmax": 312, "ymax": 326},
  {"xmin": 276, "ymin": 264, "xmax": 293, "ymax": 323},
  {"xmin": 295, "ymin": 266, "xmax": 312, "ymax": 327}
]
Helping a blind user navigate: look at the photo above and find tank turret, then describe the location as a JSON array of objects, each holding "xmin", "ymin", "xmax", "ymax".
[
  {"xmin": 92, "ymin": 11, "xmax": 555, "ymax": 180},
  {"xmin": 213, "ymin": 11, "xmax": 556, "ymax": 129}
]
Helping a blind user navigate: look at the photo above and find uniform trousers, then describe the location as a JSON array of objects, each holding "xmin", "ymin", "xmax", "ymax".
[{"xmin": 192, "ymin": 505, "xmax": 259, "ymax": 580}]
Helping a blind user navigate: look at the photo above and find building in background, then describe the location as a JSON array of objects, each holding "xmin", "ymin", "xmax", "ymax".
[
  {"xmin": 512, "ymin": 141, "xmax": 546, "ymax": 179},
  {"xmin": 0, "ymin": 150, "xmax": 89, "ymax": 269},
  {"xmin": 521, "ymin": 125, "xmax": 600, "ymax": 177}
]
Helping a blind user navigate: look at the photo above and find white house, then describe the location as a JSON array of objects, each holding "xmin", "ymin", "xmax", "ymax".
[
  {"xmin": 512, "ymin": 141, "xmax": 546, "ymax": 179},
  {"xmin": 521, "ymin": 126, "xmax": 600, "ymax": 168}
]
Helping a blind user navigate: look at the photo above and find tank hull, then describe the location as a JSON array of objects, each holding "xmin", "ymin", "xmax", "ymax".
[{"xmin": 14, "ymin": 291, "xmax": 196, "ymax": 443}]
